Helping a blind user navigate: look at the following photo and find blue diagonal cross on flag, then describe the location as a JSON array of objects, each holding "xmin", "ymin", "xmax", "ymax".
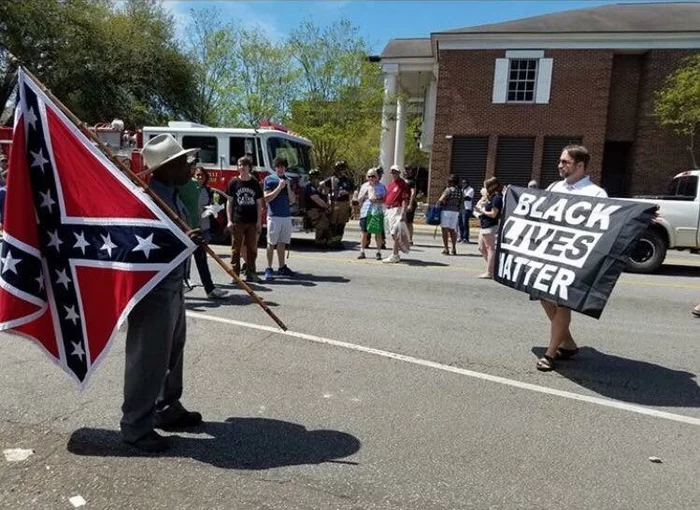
[{"xmin": 0, "ymin": 69, "xmax": 196, "ymax": 388}]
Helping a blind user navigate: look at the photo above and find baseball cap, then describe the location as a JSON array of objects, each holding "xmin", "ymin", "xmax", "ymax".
[
  {"xmin": 390, "ymin": 164, "xmax": 402, "ymax": 173},
  {"xmin": 366, "ymin": 168, "xmax": 378, "ymax": 178}
]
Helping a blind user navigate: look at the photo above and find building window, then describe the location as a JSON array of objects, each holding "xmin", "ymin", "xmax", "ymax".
[
  {"xmin": 507, "ymin": 59, "xmax": 538, "ymax": 103},
  {"xmin": 493, "ymin": 52, "xmax": 552, "ymax": 105}
]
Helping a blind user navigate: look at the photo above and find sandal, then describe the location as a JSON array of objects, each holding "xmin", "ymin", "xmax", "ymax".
[
  {"xmin": 556, "ymin": 347, "xmax": 579, "ymax": 359},
  {"xmin": 536, "ymin": 355, "xmax": 555, "ymax": 372}
]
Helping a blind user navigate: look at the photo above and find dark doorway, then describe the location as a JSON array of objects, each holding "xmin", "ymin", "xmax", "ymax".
[
  {"xmin": 602, "ymin": 141, "xmax": 632, "ymax": 197},
  {"xmin": 450, "ymin": 136, "xmax": 489, "ymax": 190}
]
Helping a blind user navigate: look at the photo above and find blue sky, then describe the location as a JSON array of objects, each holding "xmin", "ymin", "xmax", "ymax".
[{"xmin": 165, "ymin": 0, "xmax": 677, "ymax": 52}]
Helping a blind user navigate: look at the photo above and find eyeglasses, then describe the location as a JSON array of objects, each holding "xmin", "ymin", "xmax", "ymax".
[{"xmin": 368, "ymin": 175, "xmax": 377, "ymax": 179}]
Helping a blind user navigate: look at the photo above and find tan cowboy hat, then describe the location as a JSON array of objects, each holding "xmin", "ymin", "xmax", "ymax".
[{"xmin": 138, "ymin": 134, "xmax": 198, "ymax": 176}]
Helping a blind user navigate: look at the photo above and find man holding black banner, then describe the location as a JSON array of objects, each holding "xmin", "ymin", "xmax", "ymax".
[
  {"xmin": 494, "ymin": 144, "xmax": 656, "ymax": 373},
  {"xmin": 534, "ymin": 145, "xmax": 606, "ymax": 371}
]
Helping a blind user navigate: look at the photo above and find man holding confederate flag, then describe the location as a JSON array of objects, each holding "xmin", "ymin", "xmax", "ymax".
[{"xmin": 120, "ymin": 134, "xmax": 205, "ymax": 452}]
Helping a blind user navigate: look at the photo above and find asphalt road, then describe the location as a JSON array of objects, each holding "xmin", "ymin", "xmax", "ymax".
[{"xmin": 2, "ymin": 221, "xmax": 700, "ymax": 509}]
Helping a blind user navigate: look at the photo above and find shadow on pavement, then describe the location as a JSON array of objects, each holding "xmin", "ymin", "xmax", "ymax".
[
  {"xmin": 67, "ymin": 418, "xmax": 361, "ymax": 470},
  {"xmin": 531, "ymin": 346, "xmax": 700, "ymax": 407},
  {"xmin": 401, "ymin": 259, "xmax": 450, "ymax": 267},
  {"xmin": 184, "ymin": 297, "xmax": 279, "ymax": 311},
  {"xmin": 646, "ymin": 263, "xmax": 700, "ymax": 278}
]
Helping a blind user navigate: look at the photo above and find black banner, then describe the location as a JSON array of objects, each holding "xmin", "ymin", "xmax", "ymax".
[{"xmin": 494, "ymin": 186, "xmax": 657, "ymax": 319}]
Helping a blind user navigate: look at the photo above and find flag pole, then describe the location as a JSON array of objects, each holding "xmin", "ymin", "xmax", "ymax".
[{"xmin": 20, "ymin": 67, "xmax": 288, "ymax": 331}]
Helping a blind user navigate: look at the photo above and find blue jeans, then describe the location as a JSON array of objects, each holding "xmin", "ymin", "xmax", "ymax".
[{"xmin": 458, "ymin": 210, "xmax": 472, "ymax": 241}]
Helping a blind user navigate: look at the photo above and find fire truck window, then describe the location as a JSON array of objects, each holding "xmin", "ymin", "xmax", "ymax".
[
  {"xmin": 229, "ymin": 137, "xmax": 259, "ymax": 166},
  {"xmin": 182, "ymin": 136, "xmax": 217, "ymax": 165},
  {"xmin": 266, "ymin": 137, "xmax": 309, "ymax": 175}
]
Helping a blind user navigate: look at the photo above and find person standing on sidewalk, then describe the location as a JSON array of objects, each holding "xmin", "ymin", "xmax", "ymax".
[
  {"xmin": 404, "ymin": 165, "xmax": 418, "ymax": 245},
  {"xmin": 437, "ymin": 174, "xmax": 461, "ymax": 255},
  {"xmin": 226, "ymin": 156, "xmax": 263, "ymax": 283},
  {"xmin": 262, "ymin": 157, "xmax": 296, "ymax": 281},
  {"xmin": 356, "ymin": 167, "xmax": 387, "ymax": 260},
  {"xmin": 459, "ymin": 178, "xmax": 474, "ymax": 243},
  {"xmin": 382, "ymin": 165, "xmax": 410, "ymax": 263}
]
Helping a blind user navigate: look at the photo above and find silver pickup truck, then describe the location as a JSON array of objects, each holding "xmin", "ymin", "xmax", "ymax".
[{"xmin": 627, "ymin": 170, "xmax": 700, "ymax": 273}]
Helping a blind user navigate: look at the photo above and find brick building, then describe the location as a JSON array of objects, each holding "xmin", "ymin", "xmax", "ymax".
[{"xmin": 378, "ymin": 3, "xmax": 700, "ymax": 200}]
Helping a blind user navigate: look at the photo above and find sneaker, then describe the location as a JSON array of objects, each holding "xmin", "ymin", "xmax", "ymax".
[
  {"xmin": 441, "ymin": 248, "xmax": 449, "ymax": 255},
  {"xmin": 123, "ymin": 430, "xmax": 170, "ymax": 453},
  {"xmin": 207, "ymin": 288, "xmax": 228, "ymax": 299},
  {"xmin": 375, "ymin": 252, "xmax": 382, "ymax": 260},
  {"xmin": 277, "ymin": 265, "xmax": 295, "ymax": 277},
  {"xmin": 477, "ymin": 273, "xmax": 492, "ymax": 279},
  {"xmin": 451, "ymin": 248, "xmax": 457, "ymax": 255},
  {"xmin": 245, "ymin": 271, "xmax": 261, "ymax": 283},
  {"xmin": 382, "ymin": 254, "xmax": 400, "ymax": 264},
  {"xmin": 263, "ymin": 268, "xmax": 274, "ymax": 281},
  {"xmin": 357, "ymin": 252, "xmax": 366, "ymax": 260}
]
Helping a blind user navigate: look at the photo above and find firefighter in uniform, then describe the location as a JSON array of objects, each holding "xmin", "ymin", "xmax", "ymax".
[
  {"xmin": 305, "ymin": 169, "xmax": 331, "ymax": 247},
  {"xmin": 323, "ymin": 160, "xmax": 355, "ymax": 248}
]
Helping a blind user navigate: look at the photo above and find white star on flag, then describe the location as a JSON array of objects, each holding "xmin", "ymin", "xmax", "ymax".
[
  {"xmin": 132, "ymin": 234, "xmax": 160, "ymax": 259},
  {"xmin": 99, "ymin": 233, "xmax": 118, "ymax": 257},
  {"xmin": 39, "ymin": 190, "xmax": 56, "ymax": 213},
  {"xmin": 64, "ymin": 305, "xmax": 80, "ymax": 325},
  {"xmin": 202, "ymin": 203, "xmax": 225, "ymax": 218},
  {"xmin": 30, "ymin": 149, "xmax": 49, "ymax": 172},
  {"xmin": 70, "ymin": 341, "xmax": 85, "ymax": 362},
  {"xmin": 47, "ymin": 230, "xmax": 63, "ymax": 252},
  {"xmin": 35, "ymin": 274, "xmax": 45, "ymax": 291},
  {"xmin": 26, "ymin": 107, "xmax": 39, "ymax": 131},
  {"xmin": 55, "ymin": 268, "xmax": 72, "ymax": 290},
  {"xmin": 73, "ymin": 231, "xmax": 90, "ymax": 255},
  {"xmin": 1, "ymin": 251, "xmax": 21, "ymax": 275}
]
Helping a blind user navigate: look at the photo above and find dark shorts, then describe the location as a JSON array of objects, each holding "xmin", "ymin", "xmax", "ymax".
[
  {"xmin": 406, "ymin": 207, "xmax": 416, "ymax": 224},
  {"xmin": 359, "ymin": 217, "xmax": 368, "ymax": 232}
]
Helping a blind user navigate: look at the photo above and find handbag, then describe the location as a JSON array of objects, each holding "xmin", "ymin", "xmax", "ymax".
[
  {"xmin": 425, "ymin": 203, "xmax": 442, "ymax": 226},
  {"xmin": 366, "ymin": 211, "xmax": 384, "ymax": 234}
]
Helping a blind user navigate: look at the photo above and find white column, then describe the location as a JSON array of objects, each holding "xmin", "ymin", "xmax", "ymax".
[
  {"xmin": 394, "ymin": 95, "xmax": 406, "ymax": 169},
  {"xmin": 379, "ymin": 64, "xmax": 399, "ymax": 180}
]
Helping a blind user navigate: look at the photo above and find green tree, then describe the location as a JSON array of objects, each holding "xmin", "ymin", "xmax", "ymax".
[
  {"xmin": 286, "ymin": 19, "xmax": 383, "ymax": 180},
  {"xmin": 227, "ymin": 27, "xmax": 299, "ymax": 127},
  {"xmin": 0, "ymin": 0, "xmax": 198, "ymax": 127},
  {"xmin": 184, "ymin": 6, "xmax": 298, "ymax": 127},
  {"xmin": 654, "ymin": 54, "xmax": 700, "ymax": 168}
]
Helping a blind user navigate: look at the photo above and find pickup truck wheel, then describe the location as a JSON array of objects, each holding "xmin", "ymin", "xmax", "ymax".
[{"xmin": 627, "ymin": 229, "xmax": 666, "ymax": 273}]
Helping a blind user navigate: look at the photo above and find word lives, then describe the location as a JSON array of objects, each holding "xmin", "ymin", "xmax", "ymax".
[{"xmin": 498, "ymin": 193, "xmax": 620, "ymax": 300}]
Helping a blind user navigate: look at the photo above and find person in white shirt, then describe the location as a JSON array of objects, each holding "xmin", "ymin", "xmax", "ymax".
[
  {"xmin": 536, "ymin": 145, "xmax": 607, "ymax": 372},
  {"xmin": 459, "ymin": 179, "xmax": 474, "ymax": 243}
]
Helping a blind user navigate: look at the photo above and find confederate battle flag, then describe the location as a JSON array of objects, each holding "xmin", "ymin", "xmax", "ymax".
[{"xmin": 0, "ymin": 69, "xmax": 195, "ymax": 388}]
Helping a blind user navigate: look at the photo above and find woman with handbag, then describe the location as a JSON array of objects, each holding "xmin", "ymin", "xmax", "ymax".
[
  {"xmin": 356, "ymin": 168, "xmax": 387, "ymax": 260},
  {"xmin": 436, "ymin": 174, "xmax": 462, "ymax": 255},
  {"xmin": 474, "ymin": 176, "xmax": 503, "ymax": 279}
]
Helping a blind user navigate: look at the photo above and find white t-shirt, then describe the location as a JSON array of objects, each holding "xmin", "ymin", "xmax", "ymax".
[
  {"xmin": 547, "ymin": 176, "xmax": 607, "ymax": 198},
  {"xmin": 462, "ymin": 186, "xmax": 474, "ymax": 211}
]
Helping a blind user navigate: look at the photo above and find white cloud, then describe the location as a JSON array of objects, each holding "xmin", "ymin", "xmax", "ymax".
[{"xmin": 162, "ymin": 1, "xmax": 286, "ymax": 44}]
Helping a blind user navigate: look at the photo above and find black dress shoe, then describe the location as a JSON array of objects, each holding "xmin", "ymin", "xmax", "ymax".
[
  {"xmin": 154, "ymin": 409, "xmax": 203, "ymax": 430},
  {"xmin": 123, "ymin": 430, "xmax": 170, "ymax": 453}
]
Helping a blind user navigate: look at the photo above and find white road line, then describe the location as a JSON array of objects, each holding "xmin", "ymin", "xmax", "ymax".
[{"xmin": 186, "ymin": 311, "xmax": 700, "ymax": 427}]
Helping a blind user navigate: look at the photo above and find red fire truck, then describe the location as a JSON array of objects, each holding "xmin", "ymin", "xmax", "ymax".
[
  {"xmin": 1, "ymin": 120, "xmax": 319, "ymax": 241},
  {"xmin": 140, "ymin": 121, "xmax": 315, "ymax": 227}
]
